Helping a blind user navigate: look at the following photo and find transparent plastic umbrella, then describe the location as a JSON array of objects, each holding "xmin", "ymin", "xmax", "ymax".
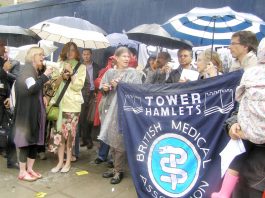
[{"xmin": 30, "ymin": 16, "xmax": 110, "ymax": 49}]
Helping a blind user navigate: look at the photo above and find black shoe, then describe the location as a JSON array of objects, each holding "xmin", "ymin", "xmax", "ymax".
[
  {"xmin": 107, "ymin": 161, "xmax": 114, "ymax": 168},
  {"xmin": 102, "ymin": 169, "xmax": 114, "ymax": 178},
  {"xmin": 7, "ymin": 162, "xmax": 19, "ymax": 169},
  {"xmin": 86, "ymin": 142, "xmax": 93, "ymax": 149},
  {"xmin": 80, "ymin": 143, "xmax": 88, "ymax": 147},
  {"xmin": 110, "ymin": 172, "xmax": 123, "ymax": 184},
  {"xmin": 94, "ymin": 158, "xmax": 104, "ymax": 164}
]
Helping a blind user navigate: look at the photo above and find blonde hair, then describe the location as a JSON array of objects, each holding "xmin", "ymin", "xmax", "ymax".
[
  {"xmin": 25, "ymin": 47, "xmax": 44, "ymax": 64},
  {"xmin": 201, "ymin": 49, "xmax": 223, "ymax": 73}
]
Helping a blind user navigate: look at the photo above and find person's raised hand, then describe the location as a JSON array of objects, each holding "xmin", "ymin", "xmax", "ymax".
[
  {"xmin": 64, "ymin": 63, "xmax": 73, "ymax": 75},
  {"xmin": 4, "ymin": 98, "xmax": 10, "ymax": 109},
  {"xmin": 44, "ymin": 67, "xmax": 53, "ymax": 77},
  {"xmin": 161, "ymin": 65, "xmax": 169, "ymax": 74},
  {"xmin": 110, "ymin": 79, "xmax": 118, "ymax": 88},
  {"xmin": 206, "ymin": 61, "xmax": 218, "ymax": 77},
  {"xmin": 102, "ymin": 83, "xmax": 110, "ymax": 92},
  {"xmin": 3, "ymin": 60, "xmax": 12, "ymax": 72}
]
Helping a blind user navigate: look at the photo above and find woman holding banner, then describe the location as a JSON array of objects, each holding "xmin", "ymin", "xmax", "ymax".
[{"xmin": 98, "ymin": 47, "xmax": 142, "ymax": 184}]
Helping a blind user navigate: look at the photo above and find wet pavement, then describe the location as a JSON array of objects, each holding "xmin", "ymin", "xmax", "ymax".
[{"xmin": 0, "ymin": 143, "xmax": 137, "ymax": 198}]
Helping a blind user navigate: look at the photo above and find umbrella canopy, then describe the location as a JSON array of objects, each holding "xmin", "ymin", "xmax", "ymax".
[
  {"xmin": 126, "ymin": 24, "xmax": 192, "ymax": 49},
  {"xmin": 106, "ymin": 33, "xmax": 139, "ymax": 49},
  {"xmin": 8, "ymin": 40, "xmax": 58, "ymax": 64},
  {"xmin": 0, "ymin": 25, "xmax": 40, "ymax": 47},
  {"xmin": 30, "ymin": 16, "xmax": 110, "ymax": 49},
  {"xmin": 162, "ymin": 6, "xmax": 265, "ymax": 46}
]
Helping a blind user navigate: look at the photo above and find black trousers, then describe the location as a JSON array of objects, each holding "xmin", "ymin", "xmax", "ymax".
[
  {"xmin": 18, "ymin": 145, "xmax": 38, "ymax": 163},
  {"xmin": 229, "ymin": 140, "xmax": 253, "ymax": 171},
  {"xmin": 0, "ymin": 105, "xmax": 18, "ymax": 165},
  {"xmin": 37, "ymin": 120, "xmax": 49, "ymax": 153},
  {"xmin": 234, "ymin": 180, "xmax": 263, "ymax": 198},
  {"xmin": 79, "ymin": 93, "xmax": 95, "ymax": 144},
  {"xmin": 78, "ymin": 102, "xmax": 90, "ymax": 144},
  {"xmin": 6, "ymin": 127, "xmax": 17, "ymax": 165}
]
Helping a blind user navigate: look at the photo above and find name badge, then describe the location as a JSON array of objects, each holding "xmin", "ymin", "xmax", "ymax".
[{"xmin": 0, "ymin": 83, "xmax": 4, "ymax": 89}]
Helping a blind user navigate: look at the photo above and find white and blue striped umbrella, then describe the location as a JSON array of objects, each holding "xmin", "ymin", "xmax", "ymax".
[{"xmin": 162, "ymin": 6, "xmax": 265, "ymax": 46}]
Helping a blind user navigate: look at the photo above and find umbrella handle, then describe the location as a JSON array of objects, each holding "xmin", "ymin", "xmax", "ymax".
[{"xmin": 211, "ymin": 16, "xmax": 217, "ymax": 60}]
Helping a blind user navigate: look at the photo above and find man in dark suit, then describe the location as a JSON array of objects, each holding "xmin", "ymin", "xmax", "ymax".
[{"xmin": 78, "ymin": 48, "xmax": 99, "ymax": 151}]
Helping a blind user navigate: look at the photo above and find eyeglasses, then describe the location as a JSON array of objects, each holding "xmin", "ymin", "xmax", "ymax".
[{"xmin": 230, "ymin": 42, "xmax": 242, "ymax": 46}]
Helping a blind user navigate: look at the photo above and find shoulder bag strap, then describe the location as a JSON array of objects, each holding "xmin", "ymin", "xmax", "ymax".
[{"xmin": 54, "ymin": 62, "xmax": 82, "ymax": 106}]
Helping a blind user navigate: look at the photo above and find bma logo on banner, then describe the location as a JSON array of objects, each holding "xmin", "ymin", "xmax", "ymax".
[
  {"xmin": 148, "ymin": 134, "xmax": 201, "ymax": 197},
  {"xmin": 137, "ymin": 121, "xmax": 211, "ymax": 198}
]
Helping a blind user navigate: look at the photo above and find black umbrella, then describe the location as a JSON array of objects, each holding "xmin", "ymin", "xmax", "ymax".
[
  {"xmin": 126, "ymin": 23, "xmax": 192, "ymax": 49},
  {"xmin": 0, "ymin": 25, "xmax": 40, "ymax": 47}
]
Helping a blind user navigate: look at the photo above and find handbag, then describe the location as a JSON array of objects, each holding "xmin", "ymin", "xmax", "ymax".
[
  {"xmin": 44, "ymin": 76, "xmax": 63, "ymax": 98},
  {"xmin": 46, "ymin": 62, "xmax": 81, "ymax": 121},
  {"xmin": 46, "ymin": 105, "xmax": 59, "ymax": 121}
]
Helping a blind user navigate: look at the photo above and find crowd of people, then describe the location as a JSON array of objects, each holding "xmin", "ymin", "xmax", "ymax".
[{"xmin": 0, "ymin": 30, "xmax": 265, "ymax": 197}]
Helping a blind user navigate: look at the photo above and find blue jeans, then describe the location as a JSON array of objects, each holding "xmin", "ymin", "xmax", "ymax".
[{"xmin": 98, "ymin": 141, "xmax": 110, "ymax": 161}]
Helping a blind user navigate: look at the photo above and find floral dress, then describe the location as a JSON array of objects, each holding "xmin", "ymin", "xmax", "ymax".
[{"xmin": 48, "ymin": 59, "xmax": 86, "ymax": 152}]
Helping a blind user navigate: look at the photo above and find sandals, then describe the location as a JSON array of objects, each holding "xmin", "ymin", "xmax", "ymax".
[
  {"xmin": 60, "ymin": 165, "xmax": 71, "ymax": 173},
  {"xmin": 28, "ymin": 170, "xmax": 42, "ymax": 179},
  {"xmin": 18, "ymin": 173, "xmax": 37, "ymax": 182},
  {"xmin": 51, "ymin": 164, "xmax": 64, "ymax": 173}
]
